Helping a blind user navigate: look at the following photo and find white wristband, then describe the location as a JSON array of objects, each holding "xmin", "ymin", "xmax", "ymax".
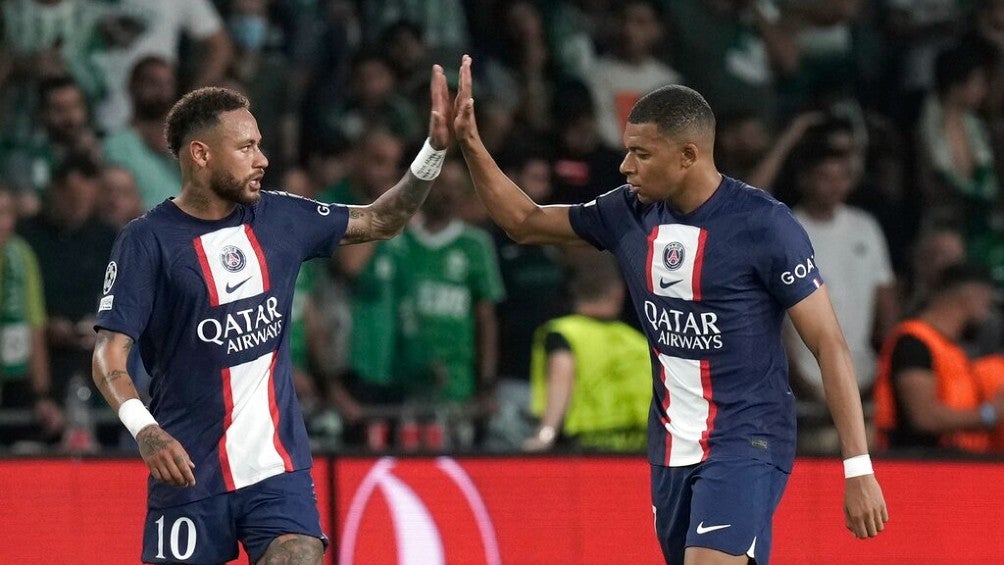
[
  {"xmin": 410, "ymin": 138, "xmax": 447, "ymax": 180},
  {"xmin": 118, "ymin": 398, "xmax": 158, "ymax": 439},
  {"xmin": 843, "ymin": 454, "xmax": 873, "ymax": 478}
]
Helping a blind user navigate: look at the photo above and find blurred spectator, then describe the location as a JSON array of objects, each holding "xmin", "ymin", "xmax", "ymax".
[
  {"xmin": 394, "ymin": 159, "xmax": 504, "ymax": 433},
  {"xmin": 318, "ymin": 131, "xmax": 405, "ymax": 440},
  {"xmin": 0, "ymin": 0, "xmax": 104, "ymax": 140},
  {"xmin": 92, "ymin": 0, "xmax": 233, "ymax": 130},
  {"xmin": 587, "ymin": 0, "xmax": 681, "ymax": 149},
  {"xmin": 902, "ymin": 226, "xmax": 967, "ymax": 312},
  {"xmin": 0, "ymin": 75, "xmax": 100, "ymax": 214},
  {"xmin": 874, "ymin": 264, "xmax": 1004, "ymax": 453},
  {"xmin": 548, "ymin": 80, "xmax": 625, "ymax": 204},
  {"xmin": 97, "ymin": 165, "xmax": 144, "ymax": 230},
  {"xmin": 918, "ymin": 42, "xmax": 996, "ymax": 234},
  {"xmin": 480, "ymin": 1, "xmax": 563, "ymax": 134},
  {"xmin": 523, "ymin": 252, "xmax": 649, "ymax": 453},
  {"xmin": 727, "ymin": 110, "xmax": 824, "ymax": 189},
  {"xmin": 775, "ymin": 0, "xmax": 876, "ymax": 116},
  {"xmin": 882, "ymin": 0, "xmax": 968, "ymax": 127},
  {"xmin": 18, "ymin": 155, "xmax": 115, "ymax": 404},
  {"xmin": 484, "ymin": 149, "xmax": 569, "ymax": 450},
  {"xmin": 316, "ymin": 50, "xmax": 421, "ymax": 144},
  {"xmin": 102, "ymin": 56, "xmax": 181, "ymax": 209},
  {"xmin": 0, "ymin": 184, "xmax": 61, "ymax": 447},
  {"xmin": 666, "ymin": 0, "xmax": 798, "ymax": 122},
  {"xmin": 361, "ymin": 0, "xmax": 469, "ymax": 60},
  {"xmin": 783, "ymin": 147, "xmax": 898, "ymax": 452},
  {"xmin": 381, "ymin": 20, "xmax": 433, "ymax": 107},
  {"xmin": 225, "ymin": 0, "xmax": 299, "ymax": 173}
]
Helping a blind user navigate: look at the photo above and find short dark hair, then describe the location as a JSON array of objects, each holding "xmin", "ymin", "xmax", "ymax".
[
  {"xmin": 628, "ymin": 84, "xmax": 715, "ymax": 140},
  {"xmin": 38, "ymin": 75, "xmax": 81, "ymax": 107},
  {"xmin": 934, "ymin": 43, "xmax": 987, "ymax": 98},
  {"xmin": 129, "ymin": 54, "xmax": 172, "ymax": 88},
  {"xmin": 165, "ymin": 87, "xmax": 250, "ymax": 157},
  {"xmin": 932, "ymin": 263, "xmax": 995, "ymax": 296},
  {"xmin": 569, "ymin": 253, "xmax": 623, "ymax": 303},
  {"xmin": 52, "ymin": 153, "xmax": 101, "ymax": 184}
]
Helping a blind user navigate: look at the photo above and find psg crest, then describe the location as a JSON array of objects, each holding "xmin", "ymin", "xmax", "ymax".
[
  {"xmin": 220, "ymin": 245, "xmax": 247, "ymax": 273},
  {"xmin": 663, "ymin": 242, "xmax": 685, "ymax": 271}
]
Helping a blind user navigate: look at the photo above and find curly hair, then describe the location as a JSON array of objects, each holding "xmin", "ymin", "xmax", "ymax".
[{"xmin": 164, "ymin": 87, "xmax": 250, "ymax": 157}]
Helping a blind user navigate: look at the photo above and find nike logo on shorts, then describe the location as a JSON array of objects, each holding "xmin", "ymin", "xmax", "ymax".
[
  {"xmin": 225, "ymin": 277, "xmax": 252, "ymax": 294},
  {"xmin": 696, "ymin": 522, "xmax": 732, "ymax": 535}
]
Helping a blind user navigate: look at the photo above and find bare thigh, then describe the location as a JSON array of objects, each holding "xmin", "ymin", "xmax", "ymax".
[
  {"xmin": 684, "ymin": 546, "xmax": 751, "ymax": 565},
  {"xmin": 256, "ymin": 534, "xmax": 323, "ymax": 565}
]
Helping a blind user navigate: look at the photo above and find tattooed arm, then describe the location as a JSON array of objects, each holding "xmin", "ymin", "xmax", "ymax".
[
  {"xmin": 93, "ymin": 329, "xmax": 195, "ymax": 487},
  {"xmin": 341, "ymin": 63, "xmax": 453, "ymax": 245}
]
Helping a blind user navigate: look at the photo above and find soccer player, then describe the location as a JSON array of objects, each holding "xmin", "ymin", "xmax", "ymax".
[
  {"xmin": 452, "ymin": 55, "xmax": 888, "ymax": 564},
  {"xmin": 91, "ymin": 64, "xmax": 452, "ymax": 564}
]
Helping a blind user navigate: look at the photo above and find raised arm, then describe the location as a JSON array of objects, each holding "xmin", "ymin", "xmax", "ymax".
[
  {"xmin": 341, "ymin": 64, "xmax": 452, "ymax": 245},
  {"xmin": 93, "ymin": 329, "xmax": 195, "ymax": 487},
  {"xmin": 453, "ymin": 55, "xmax": 582, "ymax": 246},
  {"xmin": 788, "ymin": 287, "xmax": 889, "ymax": 539}
]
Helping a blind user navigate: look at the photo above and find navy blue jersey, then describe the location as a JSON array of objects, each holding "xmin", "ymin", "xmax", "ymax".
[
  {"xmin": 569, "ymin": 176, "xmax": 821, "ymax": 471},
  {"xmin": 95, "ymin": 191, "xmax": 349, "ymax": 507}
]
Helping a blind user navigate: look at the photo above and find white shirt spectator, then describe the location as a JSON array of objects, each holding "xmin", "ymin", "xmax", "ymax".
[
  {"xmin": 787, "ymin": 205, "xmax": 894, "ymax": 390},
  {"xmin": 92, "ymin": 0, "xmax": 224, "ymax": 130},
  {"xmin": 587, "ymin": 57, "xmax": 681, "ymax": 150}
]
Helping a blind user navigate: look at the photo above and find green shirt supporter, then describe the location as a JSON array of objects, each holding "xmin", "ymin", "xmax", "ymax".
[
  {"xmin": 103, "ymin": 128, "xmax": 183, "ymax": 209},
  {"xmin": 0, "ymin": 236, "xmax": 46, "ymax": 379},
  {"xmin": 347, "ymin": 242, "xmax": 399, "ymax": 386},
  {"xmin": 394, "ymin": 220, "xmax": 504, "ymax": 402},
  {"xmin": 530, "ymin": 314, "xmax": 650, "ymax": 451}
]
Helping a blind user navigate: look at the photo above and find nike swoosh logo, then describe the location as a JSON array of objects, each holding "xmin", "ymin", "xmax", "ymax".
[
  {"xmin": 659, "ymin": 278, "xmax": 681, "ymax": 289},
  {"xmin": 225, "ymin": 277, "xmax": 252, "ymax": 294},
  {"xmin": 696, "ymin": 522, "xmax": 732, "ymax": 535}
]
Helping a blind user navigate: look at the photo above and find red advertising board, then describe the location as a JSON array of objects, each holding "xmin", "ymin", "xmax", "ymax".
[
  {"xmin": 335, "ymin": 456, "xmax": 1004, "ymax": 563},
  {"xmin": 1, "ymin": 456, "xmax": 1002, "ymax": 563}
]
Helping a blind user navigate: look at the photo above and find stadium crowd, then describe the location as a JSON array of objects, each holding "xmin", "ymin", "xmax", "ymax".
[{"xmin": 1, "ymin": 0, "xmax": 1004, "ymax": 458}]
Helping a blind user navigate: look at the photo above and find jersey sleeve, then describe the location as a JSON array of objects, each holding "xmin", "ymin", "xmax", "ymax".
[
  {"xmin": 470, "ymin": 230, "xmax": 506, "ymax": 303},
  {"xmin": 567, "ymin": 186, "xmax": 631, "ymax": 251},
  {"xmin": 756, "ymin": 203, "xmax": 824, "ymax": 309},
  {"xmin": 272, "ymin": 192, "xmax": 351, "ymax": 260},
  {"xmin": 94, "ymin": 220, "xmax": 159, "ymax": 342}
]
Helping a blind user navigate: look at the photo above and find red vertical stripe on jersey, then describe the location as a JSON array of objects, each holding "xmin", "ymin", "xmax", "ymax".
[
  {"xmin": 656, "ymin": 349, "xmax": 673, "ymax": 466},
  {"xmin": 645, "ymin": 226, "xmax": 659, "ymax": 293},
  {"xmin": 218, "ymin": 367, "xmax": 236, "ymax": 491},
  {"xmin": 193, "ymin": 237, "xmax": 220, "ymax": 307},
  {"xmin": 244, "ymin": 224, "xmax": 271, "ymax": 292},
  {"xmin": 267, "ymin": 352, "xmax": 294, "ymax": 471},
  {"xmin": 691, "ymin": 229, "xmax": 708, "ymax": 301},
  {"xmin": 699, "ymin": 360, "xmax": 716, "ymax": 461}
]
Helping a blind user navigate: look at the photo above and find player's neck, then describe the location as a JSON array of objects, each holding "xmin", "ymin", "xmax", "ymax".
[
  {"xmin": 174, "ymin": 185, "xmax": 238, "ymax": 221},
  {"xmin": 666, "ymin": 168, "xmax": 723, "ymax": 215}
]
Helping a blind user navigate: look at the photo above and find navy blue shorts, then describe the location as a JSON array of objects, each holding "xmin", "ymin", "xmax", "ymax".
[
  {"xmin": 651, "ymin": 459, "xmax": 789, "ymax": 565},
  {"xmin": 141, "ymin": 469, "xmax": 327, "ymax": 564}
]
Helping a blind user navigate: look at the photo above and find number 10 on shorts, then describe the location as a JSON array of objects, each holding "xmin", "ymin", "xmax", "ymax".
[{"xmin": 155, "ymin": 515, "xmax": 197, "ymax": 560}]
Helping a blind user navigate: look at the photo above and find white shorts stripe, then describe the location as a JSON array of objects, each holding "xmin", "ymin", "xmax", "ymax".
[
  {"xmin": 657, "ymin": 353, "xmax": 711, "ymax": 466},
  {"xmin": 222, "ymin": 351, "xmax": 286, "ymax": 489}
]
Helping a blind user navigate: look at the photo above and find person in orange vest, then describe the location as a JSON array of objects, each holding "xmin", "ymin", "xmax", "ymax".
[{"xmin": 875, "ymin": 264, "xmax": 1004, "ymax": 452}]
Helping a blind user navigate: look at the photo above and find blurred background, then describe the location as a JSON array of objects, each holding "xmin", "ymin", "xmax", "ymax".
[{"xmin": 3, "ymin": 0, "xmax": 1004, "ymax": 562}]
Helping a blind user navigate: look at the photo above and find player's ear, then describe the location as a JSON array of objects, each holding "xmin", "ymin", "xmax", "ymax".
[
  {"xmin": 681, "ymin": 143, "xmax": 698, "ymax": 168},
  {"xmin": 189, "ymin": 140, "xmax": 210, "ymax": 168}
]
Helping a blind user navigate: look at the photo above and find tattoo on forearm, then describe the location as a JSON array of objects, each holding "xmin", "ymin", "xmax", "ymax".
[
  {"xmin": 102, "ymin": 369, "xmax": 129, "ymax": 385},
  {"xmin": 345, "ymin": 176, "xmax": 432, "ymax": 244}
]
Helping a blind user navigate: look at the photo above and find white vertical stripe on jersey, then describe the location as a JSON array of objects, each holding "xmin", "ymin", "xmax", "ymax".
[
  {"xmin": 657, "ymin": 353, "xmax": 711, "ymax": 466},
  {"xmin": 222, "ymin": 351, "xmax": 287, "ymax": 489},
  {"xmin": 195, "ymin": 225, "xmax": 268, "ymax": 306},
  {"xmin": 649, "ymin": 225, "xmax": 703, "ymax": 301}
]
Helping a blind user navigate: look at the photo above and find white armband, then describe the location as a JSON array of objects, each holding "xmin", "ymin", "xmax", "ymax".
[
  {"xmin": 843, "ymin": 454, "xmax": 873, "ymax": 478},
  {"xmin": 118, "ymin": 398, "xmax": 158, "ymax": 439},
  {"xmin": 410, "ymin": 138, "xmax": 447, "ymax": 180}
]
